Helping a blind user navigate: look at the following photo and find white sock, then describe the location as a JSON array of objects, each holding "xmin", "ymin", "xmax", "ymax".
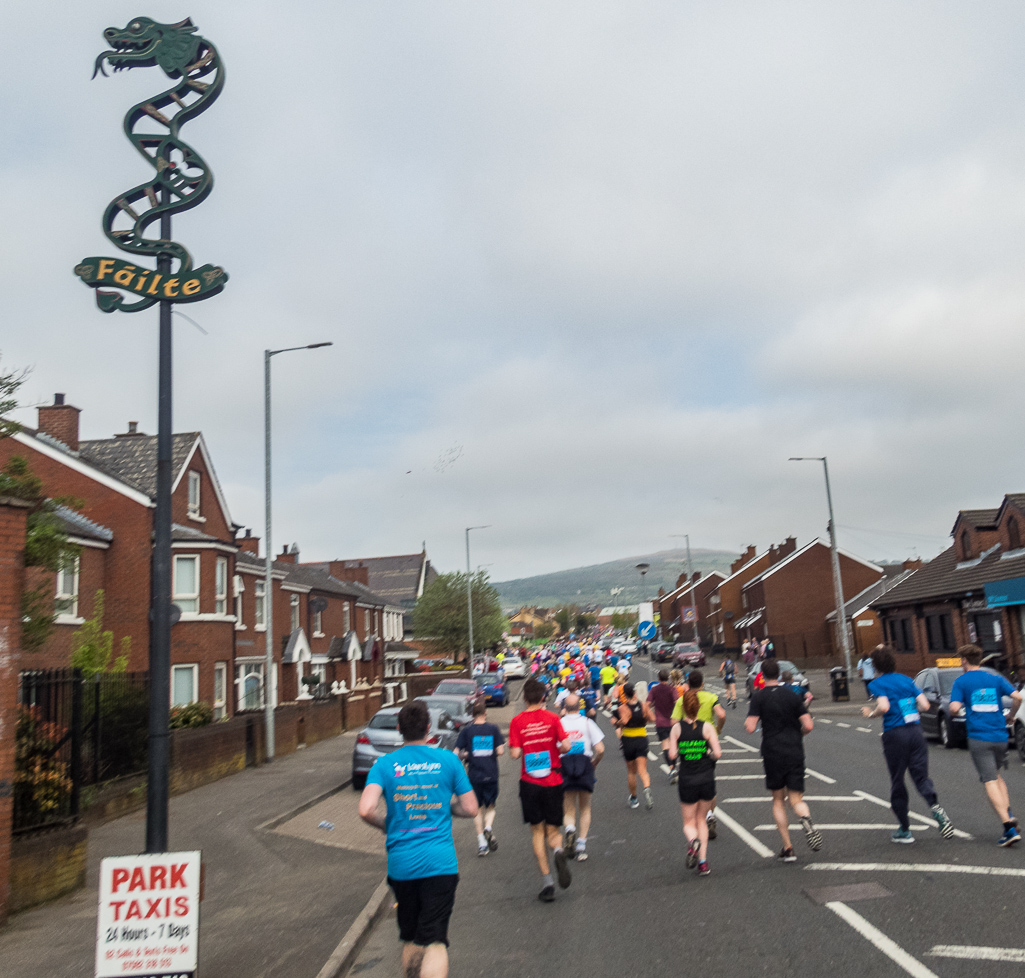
[
  {"xmin": 478, "ymin": 833, "xmax": 487, "ymax": 846},
  {"xmin": 576, "ymin": 837, "xmax": 586, "ymax": 848},
  {"xmin": 565, "ymin": 824, "xmax": 576, "ymax": 834}
]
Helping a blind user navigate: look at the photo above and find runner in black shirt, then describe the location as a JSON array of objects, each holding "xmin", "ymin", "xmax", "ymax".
[
  {"xmin": 455, "ymin": 701, "xmax": 505, "ymax": 857},
  {"xmin": 744, "ymin": 658, "xmax": 821, "ymax": 862}
]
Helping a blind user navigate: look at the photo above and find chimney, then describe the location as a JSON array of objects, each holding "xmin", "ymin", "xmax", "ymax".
[
  {"xmin": 37, "ymin": 393, "xmax": 81, "ymax": 452},
  {"xmin": 236, "ymin": 528, "xmax": 260, "ymax": 556},
  {"xmin": 114, "ymin": 421, "xmax": 146, "ymax": 438},
  {"xmin": 903, "ymin": 557, "xmax": 923, "ymax": 571},
  {"xmin": 327, "ymin": 560, "xmax": 370, "ymax": 586},
  {"xmin": 730, "ymin": 545, "xmax": 757, "ymax": 574},
  {"xmin": 691, "ymin": 571, "xmax": 701, "ymax": 583},
  {"xmin": 277, "ymin": 543, "xmax": 299, "ymax": 565}
]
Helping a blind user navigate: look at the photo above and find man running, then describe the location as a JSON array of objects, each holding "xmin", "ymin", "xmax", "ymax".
[
  {"xmin": 600, "ymin": 661, "xmax": 618, "ymax": 709},
  {"xmin": 559, "ymin": 693, "xmax": 605, "ymax": 861},
  {"xmin": 670, "ymin": 689, "xmax": 721, "ymax": 876},
  {"xmin": 949, "ymin": 644, "xmax": 1023, "ymax": 846},
  {"xmin": 358, "ymin": 701, "xmax": 478, "ymax": 978},
  {"xmin": 719, "ymin": 655, "xmax": 738, "ymax": 708},
  {"xmin": 455, "ymin": 700, "xmax": 506, "ymax": 856},
  {"xmin": 744, "ymin": 659, "xmax": 822, "ymax": 862},
  {"xmin": 616, "ymin": 682, "xmax": 655, "ymax": 810},
  {"xmin": 648, "ymin": 669, "xmax": 679, "ymax": 777},
  {"xmin": 509, "ymin": 677, "xmax": 573, "ymax": 901}
]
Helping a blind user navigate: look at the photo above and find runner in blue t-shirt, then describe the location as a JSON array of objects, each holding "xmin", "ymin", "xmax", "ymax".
[
  {"xmin": 359, "ymin": 701, "xmax": 478, "ymax": 976},
  {"xmin": 949, "ymin": 644, "xmax": 1023, "ymax": 846},
  {"xmin": 863, "ymin": 645, "xmax": 954, "ymax": 844}
]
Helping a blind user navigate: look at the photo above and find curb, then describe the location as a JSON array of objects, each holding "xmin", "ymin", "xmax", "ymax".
[
  {"xmin": 255, "ymin": 778, "xmax": 352, "ymax": 833},
  {"xmin": 314, "ymin": 878, "xmax": 391, "ymax": 978}
]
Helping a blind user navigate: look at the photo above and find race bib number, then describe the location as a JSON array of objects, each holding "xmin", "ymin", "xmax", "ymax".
[
  {"xmin": 524, "ymin": 751, "xmax": 552, "ymax": 778},
  {"xmin": 567, "ymin": 738, "xmax": 585, "ymax": 755},
  {"xmin": 472, "ymin": 735, "xmax": 494, "ymax": 757},
  {"xmin": 898, "ymin": 697, "xmax": 919, "ymax": 724},
  {"xmin": 971, "ymin": 688, "xmax": 999, "ymax": 713}
]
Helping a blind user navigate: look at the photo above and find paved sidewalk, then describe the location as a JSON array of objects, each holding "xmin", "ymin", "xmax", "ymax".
[{"xmin": 0, "ymin": 731, "xmax": 387, "ymax": 978}]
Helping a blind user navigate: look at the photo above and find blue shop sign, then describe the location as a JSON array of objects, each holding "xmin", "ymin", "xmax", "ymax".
[{"xmin": 984, "ymin": 576, "xmax": 1025, "ymax": 608}]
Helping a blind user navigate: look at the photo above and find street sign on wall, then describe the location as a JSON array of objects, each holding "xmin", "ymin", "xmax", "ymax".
[
  {"xmin": 95, "ymin": 851, "xmax": 201, "ymax": 978},
  {"xmin": 638, "ymin": 621, "xmax": 657, "ymax": 640},
  {"xmin": 681, "ymin": 606, "xmax": 697, "ymax": 623}
]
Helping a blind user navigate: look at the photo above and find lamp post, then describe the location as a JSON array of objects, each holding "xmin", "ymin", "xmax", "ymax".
[
  {"xmin": 635, "ymin": 562, "xmax": 650, "ymax": 639},
  {"xmin": 670, "ymin": 534, "xmax": 697, "ymax": 641},
  {"xmin": 465, "ymin": 525, "xmax": 491, "ymax": 662},
  {"xmin": 789, "ymin": 456, "xmax": 852, "ymax": 677},
  {"xmin": 264, "ymin": 342, "xmax": 332, "ymax": 759}
]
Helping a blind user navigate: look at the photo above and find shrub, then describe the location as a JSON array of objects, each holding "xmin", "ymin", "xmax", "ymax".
[{"xmin": 169, "ymin": 701, "xmax": 213, "ymax": 729}]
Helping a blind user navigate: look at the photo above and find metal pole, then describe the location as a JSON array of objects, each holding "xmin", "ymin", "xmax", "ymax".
[
  {"xmin": 465, "ymin": 528, "xmax": 474, "ymax": 662},
  {"xmin": 264, "ymin": 349, "xmax": 275, "ymax": 759},
  {"xmin": 821, "ymin": 458, "xmax": 853, "ymax": 677},
  {"xmin": 146, "ymin": 193, "xmax": 172, "ymax": 853},
  {"xmin": 685, "ymin": 534, "xmax": 695, "ymax": 642}
]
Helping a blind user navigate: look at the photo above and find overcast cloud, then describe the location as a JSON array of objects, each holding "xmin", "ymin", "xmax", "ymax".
[{"xmin": 3, "ymin": 1, "xmax": 1023, "ymax": 580}]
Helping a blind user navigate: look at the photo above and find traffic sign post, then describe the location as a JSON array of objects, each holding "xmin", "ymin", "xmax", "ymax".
[{"xmin": 638, "ymin": 621, "xmax": 657, "ymax": 641}]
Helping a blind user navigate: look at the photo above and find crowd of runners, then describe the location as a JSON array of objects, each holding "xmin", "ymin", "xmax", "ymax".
[{"xmin": 357, "ymin": 637, "xmax": 1023, "ymax": 978}]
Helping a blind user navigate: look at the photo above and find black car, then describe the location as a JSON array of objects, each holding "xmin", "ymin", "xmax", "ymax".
[
  {"xmin": 915, "ymin": 666, "xmax": 1015, "ymax": 749},
  {"xmin": 652, "ymin": 642, "xmax": 674, "ymax": 663}
]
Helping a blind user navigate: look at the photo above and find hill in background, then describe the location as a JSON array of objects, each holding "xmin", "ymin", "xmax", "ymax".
[{"xmin": 494, "ymin": 548, "xmax": 739, "ymax": 610}]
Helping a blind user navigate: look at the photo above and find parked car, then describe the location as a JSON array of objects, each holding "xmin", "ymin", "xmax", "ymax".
[
  {"xmin": 673, "ymin": 643, "xmax": 706, "ymax": 668},
  {"xmin": 745, "ymin": 660, "xmax": 810, "ymax": 699},
  {"xmin": 477, "ymin": 669, "xmax": 509, "ymax": 706},
  {"xmin": 351, "ymin": 705, "xmax": 458, "ymax": 788},
  {"xmin": 500, "ymin": 655, "xmax": 526, "ymax": 679},
  {"xmin": 433, "ymin": 678, "xmax": 479, "ymax": 698},
  {"xmin": 416, "ymin": 694, "xmax": 475, "ymax": 730},
  {"xmin": 915, "ymin": 666, "xmax": 1015, "ymax": 749},
  {"xmin": 653, "ymin": 642, "xmax": 675, "ymax": 663},
  {"xmin": 1014, "ymin": 697, "xmax": 1025, "ymax": 763}
]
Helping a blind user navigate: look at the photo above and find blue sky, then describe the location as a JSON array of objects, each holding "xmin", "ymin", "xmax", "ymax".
[{"xmin": 3, "ymin": 2, "xmax": 1025, "ymax": 579}]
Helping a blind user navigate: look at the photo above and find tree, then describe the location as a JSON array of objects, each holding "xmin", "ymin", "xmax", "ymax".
[
  {"xmin": 535, "ymin": 621, "xmax": 555, "ymax": 642},
  {"xmin": 412, "ymin": 571, "xmax": 504, "ymax": 660},
  {"xmin": 575, "ymin": 612, "xmax": 596, "ymax": 632},
  {"xmin": 610, "ymin": 609, "xmax": 638, "ymax": 631},
  {"xmin": 70, "ymin": 590, "xmax": 130, "ymax": 676}
]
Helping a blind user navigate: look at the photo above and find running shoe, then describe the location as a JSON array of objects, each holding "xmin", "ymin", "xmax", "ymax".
[
  {"xmin": 686, "ymin": 839, "xmax": 700, "ymax": 869},
  {"xmin": 484, "ymin": 826, "xmax": 498, "ymax": 852},
  {"xmin": 999, "ymin": 827, "xmax": 1022, "ymax": 848},
  {"xmin": 643, "ymin": 787, "xmax": 653, "ymax": 810},
  {"xmin": 669, "ymin": 769, "xmax": 679, "ymax": 785},
  {"xmin": 778, "ymin": 846, "xmax": 796, "ymax": 863},
  {"xmin": 574, "ymin": 841, "xmax": 587, "ymax": 862},
  {"xmin": 731, "ymin": 701, "xmax": 737, "ymax": 709},
  {"xmin": 628, "ymin": 794, "xmax": 639, "ymax": 809},
  {"xmin": 1008, "ymin": 808, "xmax": 1018, "ymax": 827},
  {"xmin": 538, "ymin": 884, "xmax": 556, "ymax": 903},
  {"xmin": 564, "ymin": 827, "xmax": 577, "ymax": 853},
  {"xmin": 930, "ymin": 805, "xmax": 954, "ymax": 840},
  {"xmin": 698, "ymin": 861, "xmax": 710, "ymax": 876},
  {"xmin": 478, "ymin": 843, "xmax": 489, "ymax": 857},
  {"xmin": 706, "ymin": 814, "xmax": 717, "ymax": 840},
  {"xmin": 800, "ymin": 816, "xmax": 822, "ymax": 851},
  {"xmin": 891, "ymin": 828, "xmax": 915, "ymax": 844},
  {"xmin": 554, "ymin": 849, "xmax": 572, "ymax": 889}
]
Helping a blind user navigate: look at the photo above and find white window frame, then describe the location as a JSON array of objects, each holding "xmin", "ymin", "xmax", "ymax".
[
  {"xmin": 233, "ymin": 574, "xmax": 245, "ymax": 629},
  {"xmin": 313, "ymin": 608, "xmax": 323, "ymax": 637},
  {"xmin": 235, "ymin": 662, "xmax": 265, "ymax": 711},
  {"xmin": 55, "ymin": 554, "xmax": 81, "ymax": 622},
  {"xmin": 215, "ymin": 557, "xmax": 228, "ymax": 616},
  {"xmin": 173, "ymin": 555, "xmax": 200, "ymax": 614},
  {"xmin": 254, "ymin": 579, "xmax": 266, "ymax": 630},
  {"xmin": 290, "ymin": 593, "xmax": 300, "ymax": 631},
  {"xmin": 171, "ymin": 664, "xmax": 198, "ymax": 707},
  {"xmin": 343, "ymin": 602, "xmax": 351, "ymax": 633},
  {"xmin": 213, "ymin": 662, "xmax": 227, "ymax": 719},
  {"xmin": 187, "ymin": 470, "xmax": 202, "ymax": 519}
]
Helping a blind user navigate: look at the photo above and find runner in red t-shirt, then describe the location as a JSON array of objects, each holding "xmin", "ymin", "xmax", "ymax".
[{"xmin": 509, "ymin": 677, "xmax": 572, "ymax": 903}]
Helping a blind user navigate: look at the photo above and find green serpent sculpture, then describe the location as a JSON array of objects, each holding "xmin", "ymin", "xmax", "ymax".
[{"xmin": 75, "ymin": 17, "xmax": 228, "ymax": 313}]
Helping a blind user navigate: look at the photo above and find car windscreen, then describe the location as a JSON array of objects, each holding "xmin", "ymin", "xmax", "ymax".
[
  {"xmin": 368, "ymin": 713, "xmax": 400, "ymax": 730},
  {"xmin": 424, "ymin": 697, "xmax": 467, "ymax": 714},
  {"xmin": 436, "ymin": 681, "xmax": 474, "ymax": 694},
  {"xmin": 938, "ymin": 670, "xmax": 960, "ymax": 695}
]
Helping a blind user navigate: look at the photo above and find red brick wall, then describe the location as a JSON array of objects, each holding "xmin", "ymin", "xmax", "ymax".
[{"xmin": 171, "ymin": 441, "xmax": 232, "ymax": 540}]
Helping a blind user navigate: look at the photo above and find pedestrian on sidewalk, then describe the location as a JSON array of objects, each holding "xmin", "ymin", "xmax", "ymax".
[
  {"xmin": 669, "ymin": 689, "xmax": 721, "ymax": 876},
  {"xmin": 617, "ymin": 682, "xmax": 655, "ymax": 810},
  {"xmin": 509, "ymin": 677, "xmax": 573, "ymax": 902},
  {"xmin": 744, "ymin": 658, "xmax": 822, "ymax": 862},
  {"xmin": 559, "ymin": 693, "xmax": 605, "ymax": 862},
  {"xmin": 949, "ymin": 644, "xmax": 1023, "ymax": 846},
  {"xmin": 455, "ymin": 700, "xmax": 505, "ymax": 857},
  {"xmin": 856, "ymin": 654, "xmax": 876, "ymax": 700},
  {"xmin": 861, "ymin": 645, "xmax": 954, "ymax": 844},
  {"xmin": 358, "ymin": 700, "xmax": 479, "ymax": 978}
]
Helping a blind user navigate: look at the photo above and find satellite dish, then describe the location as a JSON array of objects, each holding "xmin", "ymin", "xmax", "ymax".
[{"xmin": 310, "ymin": 596, "xmax": 328, "ymax": 614}]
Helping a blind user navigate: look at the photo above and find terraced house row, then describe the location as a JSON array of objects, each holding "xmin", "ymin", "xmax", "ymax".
[{"xmin": 3, "ymin": 393, "xmax": 435, "ymax": 716}]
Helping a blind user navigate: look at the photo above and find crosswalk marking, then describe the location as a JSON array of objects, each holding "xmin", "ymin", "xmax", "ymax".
[
  {"xmin": 853, "ymin": 790, "xmax": 972, "ymax": 840},
  {"xmin": 724, "ymin": 735, "xmax": 760, "ymax": 754},
  {"xmin": 720, "ymin": 795, "xmax": 860, "ymax": 803},
  {"xmin": 715, "ymin": 774, "xmax": 766, "ymax": 780},
  {"xmin": 755, "ymin": 823, "xmax": 931, "ymax": 831},
  {"xmin": 836, "ymin": 722, "xmax": 851, "ymax": 729}
]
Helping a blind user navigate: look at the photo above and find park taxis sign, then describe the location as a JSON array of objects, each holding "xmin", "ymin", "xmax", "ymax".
[{"xmin": 75, "ymin": 257, "xmax": 228, "ymax": 308}]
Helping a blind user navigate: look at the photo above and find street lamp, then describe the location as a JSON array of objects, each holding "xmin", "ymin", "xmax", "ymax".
[
  {"xmin": 465, "ymin": 525, "xmax": 491, "ymax": 662},
  {"xmin": 635, "ymin": 562, "xmax": 650, "ymax": 638},
  {"xmin": 789, "ymin": 456, "xmax": 852, "ymax": 677},
  {"xmin": 670, "ymin": 534, "xmax": 697, "ymax": 641},
  {"xmin": 264, "ymin": 342, "xmax": 332, "ymax": 759}
]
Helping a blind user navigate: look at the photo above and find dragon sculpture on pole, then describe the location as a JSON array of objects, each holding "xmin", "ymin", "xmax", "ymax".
[{"xmin": 75, "ymin": 16, "xmax": 228, "ymax": 311}]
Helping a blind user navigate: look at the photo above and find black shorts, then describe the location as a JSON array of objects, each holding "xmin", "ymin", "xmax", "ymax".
[
  {"xmin": 763, "ymin": 755, "xmax": 805, "ymax": 793},
  {"xmin": 519, "ymin": 780, "xmax": 564, "ymax": 826},
  {"xmin": 723, "ymin": 678, "xmax": 736, "ymax": 687},
  {"xmin": 678, "ymin": 780, "xmax": 716, "ymax": 804},
  {"xmin": 602, "ymin": 683, "xmax": 614, "ymax": 694},
  {"xmin": 655, "ymin": 725, "xmax": 672, "ymax": 741},
  {"xmin": 621, "ymin": 736, "xmax": 649, "ymax": 762},
  {"xmin": 471, "ymin": 780, "xmax": 498, "ymax": 808},
  {"xmin": 388, "ymin": 874, "xmax": 459, "ymax": 947},
  {"xmin": 561, "ymin": 753, "xmax": 596, "ymax": 792}
]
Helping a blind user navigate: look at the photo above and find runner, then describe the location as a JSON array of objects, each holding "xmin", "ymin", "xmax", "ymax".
[
  {"xmin": 669, "ymin": 670, "xmax": 725, "ymax": 836},
  {"xmin": 719, "ymin": 654, "xmax": 738, "ymax": 709},
  {"xmin": 617, "ymin": 654, "xmax": 631, "ymax": 680},
  {"xmin": 600, "ymin": 661, "xmax": 618, "ymax": 709},
  {"xmin": 669, "ymin": 689, "xmax": 721, "ymax": 876},
  {"xmin": 358, "ymin": 700, "xmax": 478, "ymax": 978},
  {"xmin": 744, "ymin": 658, "xmax": 822, "ymax": 862},
  {"xmin": 508, "ymin": 677, "xmax": 573, "ymax": 901},
  {"xmin": 860, "ymin": 645, "xmax": 954, "ymax": 844},
  {"xmin": 616, "ymin": 682, "xmax": 655, "ymax": 810},
  {"xmin": 455, "ymin": 700, "xmax": 506, "ymax": 856},
  {"xmin": 559, "ymin": 693, "xmax": 605, "ymax": 861},
  {"xmin": 649, "ymin": 668, "xmax": 680, "ymax": 780},
  {"xmin": 949, "ymin": 644, "xmax": 1023, "ymax": 846}
]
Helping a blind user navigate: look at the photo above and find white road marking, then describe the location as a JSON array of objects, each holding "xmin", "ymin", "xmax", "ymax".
[
  {"xmin": 853, "ymin": 790, "xmax": 973, "ymax": 839},
  {"xmin": 825, "ymin": 901, "xmax": 940, "ymax": 978},
  {"xmin": 715, "ymin": 806, "xmax": 775, "ymax": 858},
  {"xmin": 807, "ymin": 862, "xmax": 1025, "ymax": 878},
  {"xmin": 805, "ymin": 768, "xmax": 838, "ymax": 785},
  {"xmin": 720, "ymin": 795, "xmax": 860, "ymax": 803},
  {"xmin": 818, "ymin": 718, "xmax": 833, "ymax": 724},
  {"xmin": 856, "ymin": 727, "xmax": 873, "ymax": 733},
  {"xmin": 755, "ymin": 823, "xmax": 929, "ymax": 832},
  {"xmin": 717, "ymin": 758, "xmax": 763, "ymax": 764},
  {"xmin": 724, "ymin": 736, "xmax": 760, "ymax": 753},
  {"xmin": 720, "ymin": 748, "xmax": 753, "ymax": 754},
  {"xmin": 647, "ymin": 752, "xmax": 659, "ymax": 762},
  {"xmin": 836, "ymin": 723, "xmax": 851, "ymax": 729},
  {"xmin": 715, "ymin": 774, "xmax": 766, "ymax": 781},
  {"xmin": 660, "ymin": 763, "xmax": 672, "ymax": 774},
  {"xmin": 926, "ymin": 946, "xmax": 1025, "ymax": 962}
]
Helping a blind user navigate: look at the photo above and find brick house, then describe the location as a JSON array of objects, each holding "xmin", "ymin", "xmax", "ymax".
[
  {"xmin": 825, "ymin": 564, "xmax": 918, "ymax": 661},
  {"xmin": 735, "ymin": 539, "xmax": 882, "ymax": 663},
  {"xmin": 872, "ymin": 495, "xmax": 1025, "ymax": 674},
  {"xmin": 657, "ymin": 571, "xmax": 726, "ymax": 645},
  {"xmin": 507, "ymin": 607, "xmax": 549, "ymax": 643},
  {"xmin": 705, "ymin": 543, "xmax": 786, "ymax": 653}
]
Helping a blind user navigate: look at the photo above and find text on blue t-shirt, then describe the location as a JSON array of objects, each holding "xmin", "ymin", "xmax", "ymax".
[{"xmin": 950, "ymin": 671, "xmax": 1015, "ymax": 743}]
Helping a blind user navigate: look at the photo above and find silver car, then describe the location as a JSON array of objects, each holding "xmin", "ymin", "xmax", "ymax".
[{"xmin": 351, "ymin": 706, "xmax": 458, "ymax": 789}]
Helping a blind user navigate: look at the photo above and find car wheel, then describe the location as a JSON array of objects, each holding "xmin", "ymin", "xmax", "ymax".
[
  {"xmin": 940, "ymin": 715, "xmax": 956, "ymax": 750},
  {"xmin": 1016, "ymin": 723, "xmax": 1025, "ymax": 764},
  {"xmin": 352, "ymin": 772, "xmax": 366, "ymax": 791}
]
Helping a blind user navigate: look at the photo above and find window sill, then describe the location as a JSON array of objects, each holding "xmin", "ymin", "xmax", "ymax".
[
  {"xmin": 235, "ymin": 624, "xmax": 247, "ymax": 632},
  {"xmin": 178, "ymin": 613, "xmax": 238, "ymax": 623},
  {"xmin": 187, "ymin": 513, "xmax": 207, "ymax": 523},
  {"xmin": 55, "ymin": 615, "xmax": 84, "ymax": 626},
  {"xmin": 313, "ymin": 632, "xmax": 325, "ymax": 639},
  {"xmin": 254, "ymin": 624, "xmax": 266, "ymax": 632}
]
